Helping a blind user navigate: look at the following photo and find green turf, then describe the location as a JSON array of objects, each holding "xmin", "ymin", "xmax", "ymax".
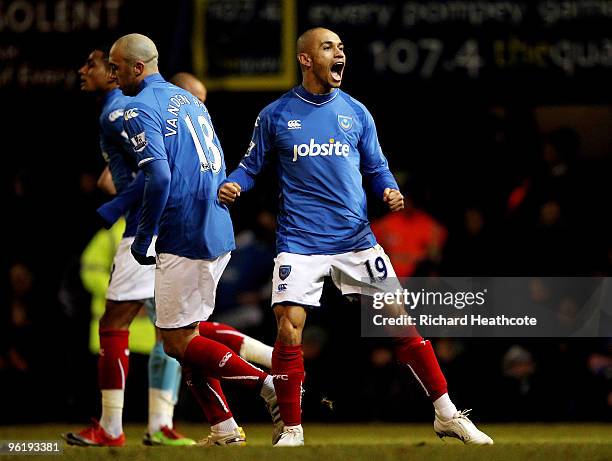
[{"xmin": 0, "ymin": 423, "xmax": 610, "ymax": 461}]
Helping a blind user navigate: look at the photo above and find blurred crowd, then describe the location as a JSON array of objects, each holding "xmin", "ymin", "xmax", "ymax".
[{"xmin": 1, "ymin": 103, "xmax": 611, "ymax": 424}]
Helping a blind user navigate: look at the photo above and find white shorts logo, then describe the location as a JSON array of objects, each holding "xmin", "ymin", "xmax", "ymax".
[
  {"xmin": 218, "ymin": 352, "xmax": 233, "ymax": 367},
  {"xmin": 288, "ymin": 119, "xmax": 301, "ymax": 130}
]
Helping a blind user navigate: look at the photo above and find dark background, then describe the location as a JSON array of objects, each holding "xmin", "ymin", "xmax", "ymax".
[{"xmin": 1, "ymin": 0, "xmax": 611, "ymax": 425}]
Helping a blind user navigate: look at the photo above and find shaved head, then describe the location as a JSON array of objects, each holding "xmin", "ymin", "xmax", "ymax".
[
  {"xmin": 170, "ymin": 72, "xmax": 207, "ymax": 103},
  {"xmin": 111, "ymin": 33, "xmax": 158, "ymax": 68},
  {"xmin": 109, "ymin": 33, "xmax": 160, "ymax": 95},
  {"xmin": 297, "ymin": 27, "xmax": 335, "ymax": 54},
  {"xmin": 296, "ymin": 27, "xmax": 345, "ymax": 94}
]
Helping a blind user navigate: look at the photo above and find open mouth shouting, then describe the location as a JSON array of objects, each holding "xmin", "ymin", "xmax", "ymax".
[{"xmin": 330, "ymin": 61, "xmax": 345, "ymax": 84}]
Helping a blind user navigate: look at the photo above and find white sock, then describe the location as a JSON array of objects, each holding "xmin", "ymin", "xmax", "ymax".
[
  {"xmin": 211, "ymin": 417, "xmax": 238, "ymax": 434},
  {"xmin": 433, "ymin": 393, "xmax": 458, "ymax": 420},
  {"xmin": 148, "ymin": 388, "xmax": 175, "ymax": 434},
  {"xmin": 259, "ymin": 375, "xmax": 275, "ymax": 403},
  {"xmin": 240, "ymin": 336, "xmax": 273, "ymax": 368},
  {"xmin": 100, "ymin": 389, "xmax": 124, "ymax": 438}
]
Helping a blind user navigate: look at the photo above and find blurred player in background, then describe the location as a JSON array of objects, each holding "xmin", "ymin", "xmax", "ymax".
[
  {"xmin": 170, "ymin": 72, "xmax": 207, "ymax": 103},
  {"xmin": 109, "ymin": 33, "xmax": 281, "ymax": 446},
  {"xmin": 219, "ymin": 28, "xmax": 493, "ymax": 446},
  {"xmin": 64, "ymin": 48, "xmax": 273, "ymax": 447}
]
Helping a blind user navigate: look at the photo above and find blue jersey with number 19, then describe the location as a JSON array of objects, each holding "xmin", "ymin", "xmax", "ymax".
[
  {"xmin": 122, "ymin": 74, "xmax": 235, "ymax": 259},
  {"xmin": 226, "ymin": 86, "xmax": 399, "ymax": 255}
]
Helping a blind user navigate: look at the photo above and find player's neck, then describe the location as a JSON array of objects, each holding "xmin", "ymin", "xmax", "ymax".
[
  {"xmin": 99, "ymin": 85, "xmax": 119, "ymax": 102},
  {"xmin": 301, "ymin": 79, "xmax": 333, "ymax": 95}
]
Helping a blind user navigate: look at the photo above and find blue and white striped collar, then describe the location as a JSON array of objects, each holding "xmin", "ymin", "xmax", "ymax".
[{"xmin": 293, "ymin": 85, "xmax": 339, "ymax": 106}]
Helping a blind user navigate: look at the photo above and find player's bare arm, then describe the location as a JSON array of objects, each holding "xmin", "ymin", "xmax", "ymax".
[
  {"xmin": 97, "ymin": 165, "xmax": 117, "ymax": 195},
  {"xmin": 218, "ymin": 182, "xmax": 241, "ymax": 205},
  {"xmin": 383, "ymin": 188, "xmax": 404, "ymax": 212}
]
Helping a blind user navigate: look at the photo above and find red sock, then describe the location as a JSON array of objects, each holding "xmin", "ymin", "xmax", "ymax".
[
  {"xmin": 199, "ymin": 322, "xmax": 244, "ymax": 354},
  {"xmin": 394, "ymin": 335, "xmax": 448, "ymax": 400},
  {"xmin": 98, "ymin": 329, "xmax": 129, "ymax": 389},
  {"xmin": 271, "ymin": 341, "xmax": 304, "ymax": 426},
  {"xmin": 183, "ymin": 336, "xmax": 266, "ymax": 390},
  {"xmin": 183, "ymin": 367, "xmax": 232, "ymax": 425}
]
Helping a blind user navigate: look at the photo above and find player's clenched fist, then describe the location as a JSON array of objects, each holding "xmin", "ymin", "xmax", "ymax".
[
  {"xmin": 383, "ymin": 188, "xmax": 404, "ymax": 212},
  {"xmin": 218, "ymin": 182, "xmax": 241, "ymax": 205}
]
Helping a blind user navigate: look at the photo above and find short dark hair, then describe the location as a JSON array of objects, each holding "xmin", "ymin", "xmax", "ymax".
[{"xmin": 91, "ymin": 42, "xmax": 112, "ymax": 64}]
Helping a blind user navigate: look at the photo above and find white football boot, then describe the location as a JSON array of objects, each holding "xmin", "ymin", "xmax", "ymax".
[
  {"xmin": 434, "ymin": 409, "xmax": 494, "ymax": 445},
  {"xmin": 264, "ymin": 393, "xmax": 284, "ymax": 444},
  {"xmin": 259, "ymin": 375, "xmax": 285, "ymax": 444},
  {"xmin": 273, "ymin": 425, "xmax": 304, "ymax": 447}
]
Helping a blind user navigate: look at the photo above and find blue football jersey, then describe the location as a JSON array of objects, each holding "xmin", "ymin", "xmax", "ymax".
[
  {"xmin": 227, "ymin": 85, "xmax": 399, "ymax": 255},
  {"xmin": 99, "ymin": 88, "xmax": 141, "ymax": 237},
  {"xmin": 123, "ymin": 74, "xmax": 235, "ymax": 259}
]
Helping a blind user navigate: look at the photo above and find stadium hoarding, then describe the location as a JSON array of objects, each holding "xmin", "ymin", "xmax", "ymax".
[
  {"xmin": 360, "ymin": 277, "xmax": 612, "ymax": 338},
  {"xmin": 191, "ymin": 0, "xmax": 297, "ymax": 91}
]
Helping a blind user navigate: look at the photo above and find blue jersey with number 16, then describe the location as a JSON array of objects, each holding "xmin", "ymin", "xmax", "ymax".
[{"xmin": 122, "ymin": 74, "xmax": 234, "ymax": 259}]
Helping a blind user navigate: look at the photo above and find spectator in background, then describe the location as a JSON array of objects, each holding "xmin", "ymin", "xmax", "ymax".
[
  {"xmin": 498, "ymin": 345, "xmax": 539, "ymax": 420},
  {"xmin": 505, "ymin": 127, "xmax": 580, "ymax": 274},
  {"xmin": 371, "ymin": 188, "xmax": 447, "ymax": 278},
  {"xmin": 442, "ymin": 206, "xmax": 494, "ymax": 275},
  {"xmin": 1, "ymin": 262, "xmax": 45, "ymax": 422}
]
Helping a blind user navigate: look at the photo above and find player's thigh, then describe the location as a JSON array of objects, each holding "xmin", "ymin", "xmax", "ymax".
[
  {"xmin": 331, "ymin": 245, "xmax": 401, "ymax": 300},
  {"xmin": 106, "ymin": 236, "xmax": 155, "ymax": 302},
  {"xmin": 155, "ymin": 252, "xmax": 231, "ymax": 329},
  {"xmin": 271, "ymin": 252, "xmax": 330, "ymax": 308}
]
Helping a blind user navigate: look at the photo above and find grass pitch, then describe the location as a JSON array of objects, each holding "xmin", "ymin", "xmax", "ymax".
[{"xmin": 0, "ymin": 423, "xmax": 610, "ymax": 461}]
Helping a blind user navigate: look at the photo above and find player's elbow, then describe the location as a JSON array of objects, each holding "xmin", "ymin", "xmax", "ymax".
[{"xmin": 145, "ymin": 160, "xmax": 171, "ymax": 191}]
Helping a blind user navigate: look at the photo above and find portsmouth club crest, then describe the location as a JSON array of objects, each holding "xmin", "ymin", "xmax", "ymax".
[
  {"xmin": 279, "ymin": 265, "xmax": 292, "ymax": 280},
  {"xmin": 338, "ymin": 114, "xmax": 353, "ymax": 131}
]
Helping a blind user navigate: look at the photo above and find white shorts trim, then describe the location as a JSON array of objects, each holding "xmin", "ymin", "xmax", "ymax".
[
  {"xmin": 271, "ymin": 245, "xmax": 401, "ymax": 307},
  {"xmin": 154, "ymin": 252, "xmax": 231, "ymax": 329},
  {"xmin": 106, "ymin": 237, "xmax": 156, "ymax": 302}
]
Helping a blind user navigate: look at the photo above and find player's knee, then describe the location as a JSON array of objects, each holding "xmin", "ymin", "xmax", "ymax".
[
  {"xmin": 275, "ymin": 308, "xmax": 305, "ymax": 345},
  {"xmin": 99, "ymin": 308, "xmax": 123, "ymax": 330},
  {"xmin": 101, "ymin": 300, "xmax": 140, "ymax": 330},
  {"xmin": 162, "ymin": 339, "xmax": 183, "ymax": 360},
  {"xmin": 160, "ymin": 329, "xmax": 196, "ymax": 361}
]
